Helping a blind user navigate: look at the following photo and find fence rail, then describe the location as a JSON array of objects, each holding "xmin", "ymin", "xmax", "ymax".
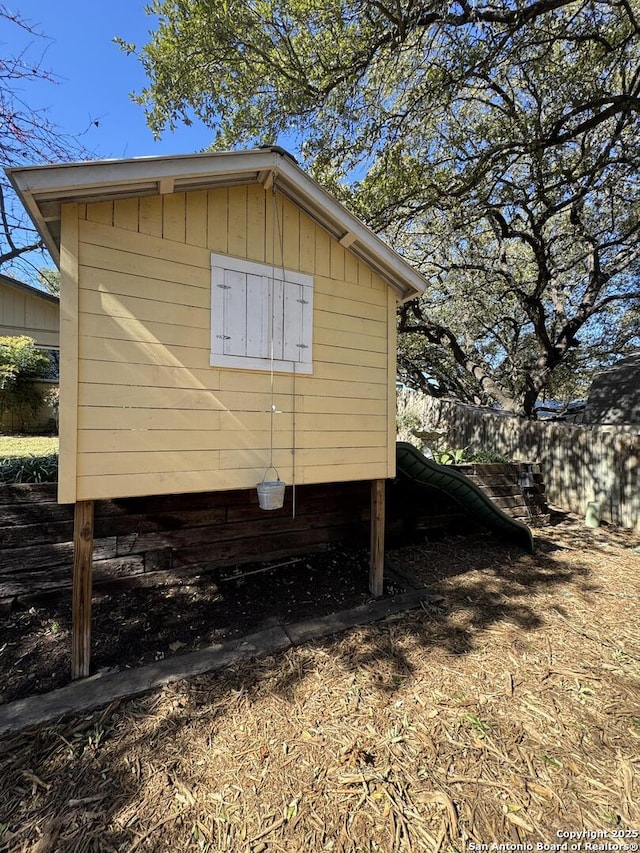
[{"xmin": 399, "ymin": 393, "xmax": 639, "ymax": 530}]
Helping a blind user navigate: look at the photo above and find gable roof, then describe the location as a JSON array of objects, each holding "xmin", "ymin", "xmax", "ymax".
[
  {"xmin": 7, "ymin": 147, "xmax": 426, "ymax": 302},
  {"xmin": 0, "ymin": 272, "xmax": 59, "ymax": 305}
]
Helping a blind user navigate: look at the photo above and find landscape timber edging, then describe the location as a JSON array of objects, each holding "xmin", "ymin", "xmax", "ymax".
[{"xmin": 0, "ymin": 588, "xmax": 432, "ymax": 739}]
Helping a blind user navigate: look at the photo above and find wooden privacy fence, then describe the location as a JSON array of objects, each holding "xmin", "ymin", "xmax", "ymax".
[{"xmin": 403, "ymin": 394, "xmax": 639, "ymax": 530}]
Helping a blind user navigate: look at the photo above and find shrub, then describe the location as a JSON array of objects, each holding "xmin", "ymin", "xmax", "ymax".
[
  {"xmin": 432, "ymin": 446, "xmax": 512, "ymax": 465},
  {"xmin": 432, "ymin": 447, "xmax": 470, "ymax": 465},
  {"xmin": 44, "ymin": 385, "xmax": 60, "ymax": 433},
  {"xmin": 0, "ymin": 453, "xmax": 58, "ymax": 483},
  {"xmin": 0, "ymin": 336, "xmax": 52, "ymax": 432}
]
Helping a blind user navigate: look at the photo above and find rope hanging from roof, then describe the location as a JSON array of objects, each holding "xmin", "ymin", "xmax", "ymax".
[{"xmin": 256, "ymin": 176, "xmax": 297, "ymax": 513}]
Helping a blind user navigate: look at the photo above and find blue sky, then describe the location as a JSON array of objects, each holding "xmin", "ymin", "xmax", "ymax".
[{"xmin": 7, "ymin": 1, "xmax": 214, "ymax": 160}]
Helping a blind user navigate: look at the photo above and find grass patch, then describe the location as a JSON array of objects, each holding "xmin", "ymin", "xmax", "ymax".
[
  {"xmin": 0, "ymin": 435, "xmax": 58, "ymax": 458},
  {"xmin": 0, "ymin": 435, "xmax": 58, "ymax": 483}
]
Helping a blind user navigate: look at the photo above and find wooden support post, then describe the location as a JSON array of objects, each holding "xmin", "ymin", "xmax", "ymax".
[
  {"xmin": 72, "ymin": 500, "xmax": 95, "ymax": 680},
  {"xmin": 369, "ymin": 479, "xmax": 385, "ymax": 598}
]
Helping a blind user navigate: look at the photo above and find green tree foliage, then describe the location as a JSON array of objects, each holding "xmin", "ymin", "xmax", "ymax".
[
  {"xmin": 121, "ymin": 0, "xmax": 640, "ymax": 416},
  {"xmin": 37, "ymin": 268, "xmax": 60, "ymax": 295},
  {"xmin": 0, "ymin": 335, "xmax": 51, "ymax": 431}
]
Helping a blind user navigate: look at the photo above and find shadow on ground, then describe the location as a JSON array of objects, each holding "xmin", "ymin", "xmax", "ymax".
[
  {"xmin": 2, "ymin": 514, "xmax": 593, "ymax": 705},
  {"xmin": 2, "ymin": 512, "xmax": 635, "ymax": 851}
]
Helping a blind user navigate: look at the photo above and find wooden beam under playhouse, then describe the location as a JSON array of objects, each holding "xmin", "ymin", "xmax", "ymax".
[
  {"xmin": 72, "ymin": 500, "xmax": 94, "ymax": 679},
  {"xmin": 369, "ymin": 479, "xmax": 385, "ymax": 597}
]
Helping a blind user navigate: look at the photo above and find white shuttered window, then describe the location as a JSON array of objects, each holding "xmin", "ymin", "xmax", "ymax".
[{"xmin": 210, "ymin": 253, "xmax": 313, "ymax": 373}]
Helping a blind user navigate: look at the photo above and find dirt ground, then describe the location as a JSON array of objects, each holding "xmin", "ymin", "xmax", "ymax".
[
  {"xmin": 0, "ymin": 511, "xmax": 639, "ymax": 851},
  {"xmin": 1, "ymin": 544, "xmax": 401, "ymax": 705}
]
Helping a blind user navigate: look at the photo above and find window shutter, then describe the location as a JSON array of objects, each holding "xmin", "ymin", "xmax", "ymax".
[
  {"xmin": 282, "ymin": 279, "xmax": 313, "ymax": 365},
  {"xmin": 223, "ymin": 269, "xmax": 247, "ymax": 356},
  {"xmin": 246, "ymin": 273, "xmax": 270, "ymax": 358},
  {"xmin": 211, "ymin": 265, "xmax": 231, "ymax": 358},
  {"xmin": 211, "ymin": 253, "xmax": 313, "ymax": 373},
  {"xmin": 268, "ymin": 275, "xmax": 285, "ymax": 362}
]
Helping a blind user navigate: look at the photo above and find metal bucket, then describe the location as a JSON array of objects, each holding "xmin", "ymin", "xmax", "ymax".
[{"xmin": 257, "ymin": 467, "xmax": 286, "ymax": 510}]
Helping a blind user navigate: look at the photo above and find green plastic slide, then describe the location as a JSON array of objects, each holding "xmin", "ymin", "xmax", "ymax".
[{"xmin": 395, "ymin": 441, "xmax": 535, "ymax": 553}]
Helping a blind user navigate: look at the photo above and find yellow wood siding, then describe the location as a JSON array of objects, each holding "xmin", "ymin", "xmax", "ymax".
[
  {"xmin": 0, "ymin": 283, "xmax": 59, "ymax": 348},
  {"xmin": 64, "ymin": 186, "xmax": 397, "ymax": 501}
]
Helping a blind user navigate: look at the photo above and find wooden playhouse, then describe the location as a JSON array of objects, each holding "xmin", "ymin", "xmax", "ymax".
[{"xmin": 8, "ymin": 148, "xmax": 427, "ymax": 677}]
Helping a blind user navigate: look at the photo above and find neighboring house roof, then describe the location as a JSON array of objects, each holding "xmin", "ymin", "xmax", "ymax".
[
  {"xmin": 6, "ymin": 147, "xmax": 427, "ymax": 302},
  {"xmin": 535, "ymin": 399, "xmax": 586, "ymax": 423},
  {"xmin": 0, "ymin": 272, "xmax": 59, "ymax": 306},
  {"xmin": 582, "ymin": 353, "xmax": 640, "ymax": 426}
]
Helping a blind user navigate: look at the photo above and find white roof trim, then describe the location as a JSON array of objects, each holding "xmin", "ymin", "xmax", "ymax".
[{"xmin": 7, "ymin": 149, "xmax": 426, "ymax": 301}]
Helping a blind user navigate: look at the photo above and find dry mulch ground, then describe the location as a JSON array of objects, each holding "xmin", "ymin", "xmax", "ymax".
[{"xmin": 0, "ymin": 511, "xmax": 639, "ymax": 851}]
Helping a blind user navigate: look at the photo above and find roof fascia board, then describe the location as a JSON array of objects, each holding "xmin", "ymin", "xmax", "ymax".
[
  {"xmin": 6, "ymin": 149, "xmax": 280, "ymax": 196},
  {"xmin": 7, "ymin": 148, "xmax": 426, "ymax": 299},
  {"xmin": 275, "ymin": 158, "xmax": 425, "ymax": 301},
  {"xmin": 6, "ymin": 150, "xmax": 281, "ymax": 269},
  {"xmin": 9, "ymin": 184, "xmax": 61, "ymax": 266}
]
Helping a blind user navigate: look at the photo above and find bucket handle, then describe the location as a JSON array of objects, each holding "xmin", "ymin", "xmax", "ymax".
[{"xmin": 260, "ymin": 465, "xmax": 281, "ymax": 484}]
